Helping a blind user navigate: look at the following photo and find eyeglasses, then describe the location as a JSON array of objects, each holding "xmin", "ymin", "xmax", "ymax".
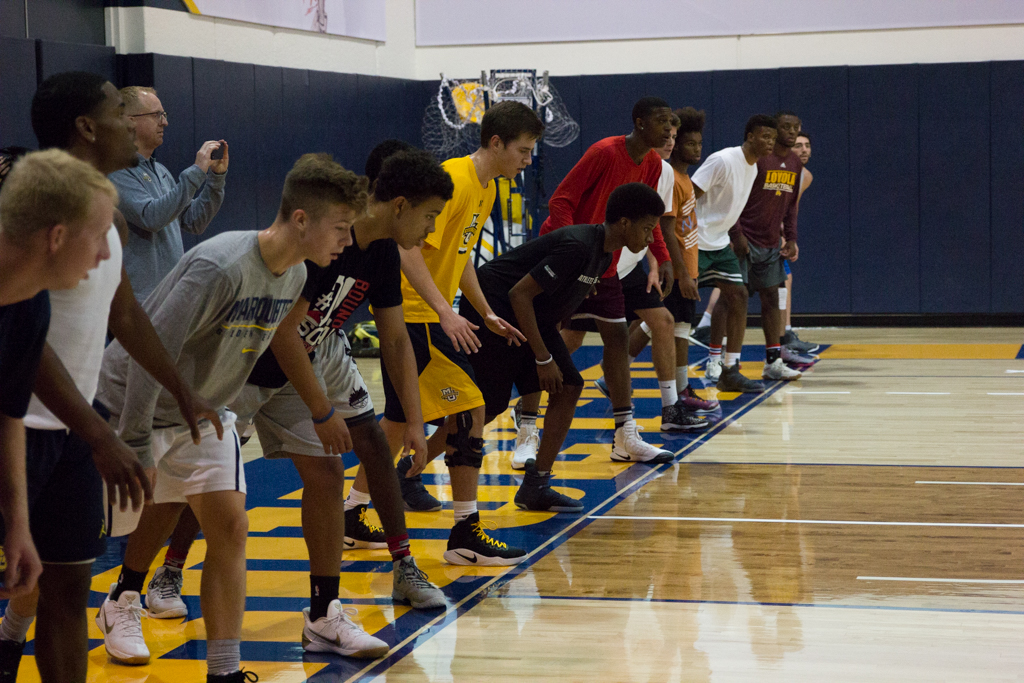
[{"xmin": 129, "ymin": 110, "xmax": 169, "ymax": 122}]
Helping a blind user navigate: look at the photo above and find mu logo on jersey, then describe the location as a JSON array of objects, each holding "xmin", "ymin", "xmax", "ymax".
[
  {"xmin": 763, "ymin": 169, "xmax": 798, "ymax": 196},
  {"xmin": 441, "ymin": 387, "xmax": 459, "ymax": 402},
  {"xmin": 457, "ymin": 212, "xmax": 482, "ymax": 255}
]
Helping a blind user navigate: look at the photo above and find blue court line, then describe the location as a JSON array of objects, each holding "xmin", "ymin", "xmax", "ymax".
[
  {"xmin": 344, "ymin": 380, "xmax": 790, "ymax": 682},
  {"xmin": 1016, "ymin": 345, "xmax": 1024, "ymax": 359},
  {"xmin": 495, "ymin": 593, "xmax": 1024, "ymax": 617}
]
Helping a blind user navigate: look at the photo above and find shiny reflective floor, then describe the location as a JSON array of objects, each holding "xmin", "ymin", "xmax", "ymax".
[{"xmin": 8, "ymin": 328, "xmax": 1024, "ymax": 682}]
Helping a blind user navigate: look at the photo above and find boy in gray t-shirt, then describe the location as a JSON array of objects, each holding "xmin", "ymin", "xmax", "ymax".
[{"xmin": 95, "ymin": 154, "xmax": 368, "ymax": 682}]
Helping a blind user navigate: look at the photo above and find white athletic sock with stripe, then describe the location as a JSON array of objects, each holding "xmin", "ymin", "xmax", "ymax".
[
  {"xmin": 698, "ymin": 311, "xmax": 712, "ymax": 328},
  {"xmin": 453, "ymin": 500, "xmax": 477, "ymax": 522},
  {"xmin": 659, "ymin": 380, "xmax": 677, "ymax": 407},
  {"xmin": 676, "ymin": 366, "xmax": 689, "ymax": 391}
]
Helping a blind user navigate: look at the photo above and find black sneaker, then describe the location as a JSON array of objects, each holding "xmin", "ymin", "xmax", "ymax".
[
  {"xmin": 343, "ymin": 504, "xmax": 387, "ymax": 549},
  {"xmin": 514, "ymin": 460, "xmax": 584, "ymax": 513},
  {"xmin": 207, "ymin": 670, "xmax": 258, "ymax": 682},
  {"xmin": 689, "ymin": 325, "xmax": 712, "ymax": 347},
  {"xmin": 0, "ymin": 639, "xmax": 25, "ymax": 683},
  {"xmin": 443, "ymin": 512, "xmax": 527, "ymax": 566},
  {"xmin": 661, "ymin": 402, "xmax": 710, "ymax": 432},
  {"xmin": 716, "ymin": 363, "xmax": 765, "ymax": 393},
  {"xmin": 396, "ymin": 455, "xmax": 441, "ymax": 512},
  {"xmin": 781, "ymin": 329, "xmax": 819, "ymax": 354}
]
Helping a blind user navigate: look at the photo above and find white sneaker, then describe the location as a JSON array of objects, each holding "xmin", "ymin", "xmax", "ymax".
[
  {"xmin": 705, "ymin": 359, "xmax": 723, "ymax": 381},
  {"xmin": 611, "ymin": 420, "xmax": 673, "ymax": 464},
  {"xmin": 510, "ymin": 423, "xmax": 539, "ymax": 470},
  {"xmin": 302, "ymin": 600, "xmax": 390, "ymax": 659},
  {"xmin": 145, "ymin": 566, "xmax": 187, "ymax": 619},
  {"xmin": 763, "ymin": 358, "xmax": 802, "ymax": 380},
  {"xmin": 96, "ymin": 584, "xmax": 150, "ymax": 665}
]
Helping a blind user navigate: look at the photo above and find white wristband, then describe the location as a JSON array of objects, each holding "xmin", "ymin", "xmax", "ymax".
[{"xmin": 535, "ymin": 355, "xmax": 554, "ymax": 366}]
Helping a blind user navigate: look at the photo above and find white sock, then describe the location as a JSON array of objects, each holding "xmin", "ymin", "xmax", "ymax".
[
  {"xmin": 0, "ymin": 605, "xmax": 34, "ymax": 643},
  {"xmin": 725, "ymin": 352, "xmax": 741, "ymax": 367},
  {"xmin": 453, "ymin": 500, "xmax": 477, "ymax": 522},
  {"xmin": 698, "ymin": 311, "xmax": 712, "ymax": 328},
  {"xmin": 659, "ymin": 380, "xmax": 678, "ymax": 407},
  {"xmin": 344, "ymin": 487, "xmax": 371, "ymax": 511},
  {"xmin": 207, "ymin": 638, "xmax": 241, "ymax": 677},
  {"xmin": 675, "ymin": 366, "xmax": 688, "ymax": 391},
  {"xmin": 786, "ymin": 324, "xmax": 792, "ymax": 331}
]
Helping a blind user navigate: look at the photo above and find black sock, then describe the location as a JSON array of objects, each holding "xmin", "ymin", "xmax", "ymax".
[
  {"xmin": 309, "ymin": 575, "xmax": 340, "ymax": 622},
  {"xmin": 613, "ymin": 406, "xmax": 632, "ymax": 429},
  {"xmin": 111, "ymin": 567, "xmax": 148, "ymax": 601},
  {"xmin": 766, "ymin": 346, "xmax": 781, "ymax": 363}
]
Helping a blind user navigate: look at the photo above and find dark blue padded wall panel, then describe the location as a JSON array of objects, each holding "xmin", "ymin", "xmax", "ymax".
[
  {"xmin": 355, "ymin": 75, "xmax": 384, "ymax": 170},
  {"xmin": 0, "ymin": 38, "xmax": 39, "ymax": 147},
  {"xmin": 192, "ymin": 58, "xmax": 257, "ymax": 239},
  {"xmin": 576, "ymin": 74, "xmax": 649, "ymax": 149},
  {"xmin": 644, "ymin": 71, "xmax": 714, "ymax": 152},
  {"xmin": 779, "ymin": 66, "xmax": 851, "ymax": 313},
  {"xmin": 919, "ymin": 62, "xmax": 990, "ymax": 313},
  {"xmin": 308, "ymin": 70, "xmax": 360, "ymax": 171},
  {"xmin": 36, "ymin": 40, "xmax": 115, "ymax": 83},
  {"xmin": 253, "ymin": 65, "xmax": 285, "ymax": 230},
  {"xmin": 849, "ymin": 65, "xmax": 920, "ymax": 313},
  {"xmin": 710, "ymin": 68, "xmax": 779, "ymax": 154},
  {"xmin": 989, "ymin": 61, "xmax": 1024, "ymax": 313}
]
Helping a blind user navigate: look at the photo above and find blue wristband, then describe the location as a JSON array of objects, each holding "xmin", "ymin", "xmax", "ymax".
[{"xmin": 312, "ymin": 406, "xmax": 335, "ymax": 425}]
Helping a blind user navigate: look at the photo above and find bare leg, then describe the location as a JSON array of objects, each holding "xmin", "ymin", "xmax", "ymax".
[
  {"xmin": 188, "ymin": 490, "xmax": 248, "ymax": 641},
  {"xmin": 636, "ymin": 307, "xmax": 675, "ymax": 383},
  {"xmin": 532, "ymin": 384, "xmax": 584, "ymax": 472},
  {"xmin": 784, "ymin": 272, "xmax": 793, "ymax": 330},
  {"xmin": 758, "ymin": 286, "xmax": 782, "ymax": 348},
  {"xmin": 290, "ymin": 455, "xmax": 346, "ymax": 576},
  {"xmin": 709, "ymin": 293, "xmax": 728, "ymax": 347},
  {"xmin": 349, "ymin": 420, "xmax": 406, "ymax": 537},
  {"xmin": 594, "ymin": 320, "xmax": 631, "ymax": 410},
  {"xmin": 719, "ymin": 283, "xmax": 749, "ymax": 355},
  {"xmin": 165, "ymin": 506, "xmax": 201, "ymax": 561},
  {"xmin": 34, "ymin": 563, "xmax": 92, "ymax": 683},
  {"xmin": 122, "ymin": 502, "xmax": 189, "ymax": 573}
]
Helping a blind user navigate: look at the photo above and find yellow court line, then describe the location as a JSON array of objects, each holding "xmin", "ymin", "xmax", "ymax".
[
  {"xmin": 820, "ymin": 343, "xmax": 1021, "ymax": 360},
  {"xmin": 182, "ymin": 0, "xmax": 201, "ymax": 13}
]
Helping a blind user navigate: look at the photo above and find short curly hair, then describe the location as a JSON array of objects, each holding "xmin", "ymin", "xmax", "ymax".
[
  {"xmin": 373, "ymin": 150, "xmax": 454, "ymax": 206},
  {"xmin": 278, "ymin": 153, "xmax": 369, "ymax": 221}
]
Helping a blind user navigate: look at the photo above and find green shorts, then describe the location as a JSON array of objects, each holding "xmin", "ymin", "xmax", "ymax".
[{"xmin": 697, "ymin": 246, "xmax": 745, "ymax": 288}]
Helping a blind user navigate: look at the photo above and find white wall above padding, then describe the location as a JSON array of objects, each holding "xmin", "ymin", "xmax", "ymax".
[
  {"xmin": 189, "ymin": 0, "xmax": 386, "ymax": 40},
  {"xmin": 415, "ymin": 0, "xmax": 1024, "ymax": 46}
]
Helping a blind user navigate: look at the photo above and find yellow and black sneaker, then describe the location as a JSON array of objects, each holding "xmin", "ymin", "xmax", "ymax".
[
  {"xmin": 343, "ymin": 504, "xmax": 387, "ymax": 550},
  {"xmin": 443, "ymin": 513, "xmax": 526, "ymax": 566},
  {"xmin": 348, "ymin": 321, "xmax": 380, "ymax": 358}
]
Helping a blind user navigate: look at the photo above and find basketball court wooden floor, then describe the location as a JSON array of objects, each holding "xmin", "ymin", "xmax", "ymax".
[{"xmin": 7, "ymin": 328, "xmax": 1024, "ymax": 682}]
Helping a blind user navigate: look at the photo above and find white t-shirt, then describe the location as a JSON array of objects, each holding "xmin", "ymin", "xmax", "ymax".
[
  {"xmin": 618, "ymin": 160, "xmax": 674, "ymax": 278},
  {"xmin": 25, "ymin": 225, "xmax": 122, "ymax": 430},
  {"xmin": 691, "ymin": 146, "xmax": 758, "ymax": 250}
]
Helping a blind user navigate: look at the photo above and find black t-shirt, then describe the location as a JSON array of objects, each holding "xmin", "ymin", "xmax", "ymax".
[
  {"xmin": 247, "ymin": 234, "xmax": 403, "ymax": 388},
  {"xmin": 475, "ymin": 224, "xmax": 612, "ymax": 328},
  {"xmin": 0, "ymin": 291, "xmax": 51, "ymax": 418}
]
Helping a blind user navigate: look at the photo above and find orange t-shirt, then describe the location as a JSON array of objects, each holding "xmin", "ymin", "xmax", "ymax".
[{"xmin": 666, "ymin": 167, "xmax": 699, "ymax": 279}]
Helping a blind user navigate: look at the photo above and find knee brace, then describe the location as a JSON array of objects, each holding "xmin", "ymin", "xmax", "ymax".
[
  {"xmin": 444, "ymin": 411, "xmax": 484, "ymax": 468},
  {"xmin": 674, "ymin": 322, "xmax": 691, "ymax": 339},
  {"xmin": 778, "ymin": 287, "xmax": 788, "ymax": 310}
]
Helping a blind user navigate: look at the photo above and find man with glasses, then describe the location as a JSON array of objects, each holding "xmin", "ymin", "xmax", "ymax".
[{"xmin": 110, "ymin": 86, "xmax": 228, "ymax": 302}]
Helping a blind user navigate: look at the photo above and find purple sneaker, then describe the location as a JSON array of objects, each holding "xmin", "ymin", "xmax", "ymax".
[{"xmin": 679, "ymin": 385, "xmax": 719, "ymax": 414}]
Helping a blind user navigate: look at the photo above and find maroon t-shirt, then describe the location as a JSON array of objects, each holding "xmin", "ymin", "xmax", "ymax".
[{"xmin": 733, "ymin": 149, "xmax": 803, "ymax": 249}]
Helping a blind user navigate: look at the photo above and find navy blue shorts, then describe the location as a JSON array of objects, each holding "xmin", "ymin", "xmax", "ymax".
[{"xmin": 0, "ymin": 402, "xmax": 108, "ymax": 564}]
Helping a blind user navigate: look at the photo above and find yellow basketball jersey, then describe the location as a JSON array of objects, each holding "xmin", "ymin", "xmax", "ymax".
[{"xmin": 401, "ymin": 155, "xmax": 496, "ymax": 323}]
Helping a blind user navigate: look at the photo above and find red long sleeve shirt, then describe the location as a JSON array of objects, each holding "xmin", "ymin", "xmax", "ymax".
[{"xmin": 540, "ymin": 136, "xmax": 670, "ymax": 277}]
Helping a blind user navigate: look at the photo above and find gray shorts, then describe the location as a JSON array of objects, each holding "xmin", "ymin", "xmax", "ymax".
[
  {"xmin": 740, "ymin": 243, "xmax": 787, "ymax": 293},
  {"xmin": 230, "ymin": 332, "xmax": 374, "ymax": 459}
]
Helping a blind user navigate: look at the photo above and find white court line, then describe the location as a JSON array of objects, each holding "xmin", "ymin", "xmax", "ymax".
[
  {"xmin": 787, "ymin": 391, "xmax": 851, "ymax": 394},
  {"xmin": 858, "ymin": 576, "xmax": 1024, "ymax": 584},
  {"xmin": 988, "ymin": 392, "xmax": 1024, "ymax": 395},
  {"xmin": 916, "ymin": 480, "xmax": 1024, "ymax": 486},
  {"xmin": 1006, "ymin": 370, "xmax": 1024, "ymax": 374},
  {"xmin": 886, "ymin": 391, "xmax": 951, "ymax": 395},
  {"xmin": 588, "ymin": 515, "xmax": 1024, "ymax": 528}
]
